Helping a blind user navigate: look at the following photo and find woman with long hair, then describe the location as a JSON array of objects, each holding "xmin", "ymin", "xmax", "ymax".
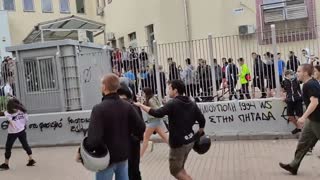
[
  {"xmin": 0, "ymin": 98, "xmax": 36, "ymax": 170},
  {"xmin": 140, "ymin": 88, "xmax": 168, "ymax": 157}
]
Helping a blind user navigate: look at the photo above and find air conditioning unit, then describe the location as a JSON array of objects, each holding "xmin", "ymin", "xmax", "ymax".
[
  {"xmin": 106, "ymin": 32, "xmax": 115, "ymax": 41},
  {"xmin": 238, "ymin": 25, "xmax": 255, "ymax": 35},
  {"xmin": 97, "ymin": 7, "xmax": 104, "ymax": 16}
]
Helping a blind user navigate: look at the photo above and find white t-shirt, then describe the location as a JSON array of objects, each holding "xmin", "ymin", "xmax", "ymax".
[
  {"xmin": 4, "ymin": 110, "xmax": 28, "ymax": 134},
  {"xmin": 4, "ymin": 83, "xmax": 13, "ymax": 97}
]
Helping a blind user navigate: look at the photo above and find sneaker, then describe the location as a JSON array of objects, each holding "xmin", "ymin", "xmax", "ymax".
[
  {"xmin": 0, "ymin": 163, "xmax": 9, "ymax": 170},
  {"xmin": 291, "ymin": 128, "xmax": 301, "ymax": 135},
  {"xmin": 26, "ymin": 159, "xmax": 36, "ymax": 166},
  {"xmin": 279, "ymin": 163, "xmax": 297, "ymax": 175}
]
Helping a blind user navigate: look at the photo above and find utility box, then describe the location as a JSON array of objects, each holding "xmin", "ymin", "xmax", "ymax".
[{"xmin": 6, "ymin": 40, "xmax": 112, "ymax": 114}]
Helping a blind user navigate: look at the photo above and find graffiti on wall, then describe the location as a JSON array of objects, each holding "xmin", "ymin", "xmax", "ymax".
[
  {"xmin": 1, "ymin": 116, "xmax": 90, "ymax": 136},
  {"xmin": 198, "ymin": 100, "xmax": 287, "ymax": 124}
]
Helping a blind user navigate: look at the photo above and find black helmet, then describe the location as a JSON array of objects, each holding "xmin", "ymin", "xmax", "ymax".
[{"xmin": 193, "ymin": 135, "xmax": 211, "ymax": 155}]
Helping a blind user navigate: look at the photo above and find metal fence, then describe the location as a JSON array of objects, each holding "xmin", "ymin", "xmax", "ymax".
[
  {"xmin": 1, "ymin": 25, "xmax": 320, "ymax": 112},
  {"xmin": 111, "ymin": 25, "xmax": 320, "ymax": 102}
]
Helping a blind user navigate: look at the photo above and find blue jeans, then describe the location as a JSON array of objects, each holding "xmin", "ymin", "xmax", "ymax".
[{"xmin": 96, "ymin": 160, "xmax": 129, "ymax": 180}]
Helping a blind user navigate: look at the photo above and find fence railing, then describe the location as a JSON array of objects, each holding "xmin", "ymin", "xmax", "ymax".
[{"xmin": 111, "ymin": 25, "xmax": 320, "ymax": 102}]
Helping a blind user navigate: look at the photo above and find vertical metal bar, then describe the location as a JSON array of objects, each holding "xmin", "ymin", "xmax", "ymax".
[
  {"xmin": 208, "ymin": 34, "xmax": 217, "ymax": 97},
  {"xmin": 153, "ymin": 41, "xmax": 162, "ymax": 101},
  {"xmin": 271, "ymin": 24, "xmax": 280, "ymax": 98},
  {"xmin": 56, "ymin": 46, "xmax": 66, "ymax": 111}
]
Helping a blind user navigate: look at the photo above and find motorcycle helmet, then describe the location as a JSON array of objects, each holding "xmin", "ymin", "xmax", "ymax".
[
  {"xmin": 80, "ymin": 137, "xmax": 110, "ymax": 172},
  {"xmin": 193, "ymin": 135, "xmax": 211, "ymax": 155}
]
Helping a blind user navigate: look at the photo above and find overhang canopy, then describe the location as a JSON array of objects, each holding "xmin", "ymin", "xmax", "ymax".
[{"xmin": 23, "ymin": 15, "xmax": 105, "ymax": 44}]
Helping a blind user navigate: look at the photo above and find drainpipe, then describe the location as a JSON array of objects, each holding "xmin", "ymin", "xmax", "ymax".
[{"xmin": 183, "ymin": 0, "xmax": 193, "ymax": 59}]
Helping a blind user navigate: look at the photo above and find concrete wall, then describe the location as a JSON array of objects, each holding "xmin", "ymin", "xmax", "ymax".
[
  {"xmin": 0, "ymin": 98, "xmax": 294, "ymax": 147},
  {"xmin": 103, "ymin": 0, "xmax": 320, "ymax": 47}
]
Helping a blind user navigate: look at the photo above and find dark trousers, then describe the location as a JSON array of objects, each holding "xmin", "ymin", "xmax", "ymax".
[
  {"xmin": 5, "ymin": 130, "xmax": 32, "ymax": 159},
  {"xmin": 240, "ymin": 83, "xmax": 251, "ymax": 100},
  {"xmin": 128, "ymin": 139, "xmax": 142, "ymax": 180},
  {"xmin": 228, "ymin": 79, "xmax": 238, "ymax": 100}
]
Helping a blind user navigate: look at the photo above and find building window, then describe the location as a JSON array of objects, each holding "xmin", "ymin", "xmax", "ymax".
[
  {"xmin": 128, "ymin": 32, "xmax": 137, "ymax": 47},
  {"xmin": 76, "ymin": 0, "xmax": 85, "ymax": 14},
  {"xmin": 60, "ymin": 0, "xmax": 70, "ymax": 13},
  {"xmin": 257, "ymin": 0, "xmax": 315, "ymax": 43},
  {"xmin": 23, "ymin": 0, "xmax": 34, "ymax": 12},
  {"xmin": 42, "ymin": 0, "xmax": 53, "ymax": 13},
  {"xmin": 146, "ymin": 24, "xmax": 155, "ymax": 52},
  {"xmin": 3, "ymin": 0, "xmax": 15, "ymax": 11}
]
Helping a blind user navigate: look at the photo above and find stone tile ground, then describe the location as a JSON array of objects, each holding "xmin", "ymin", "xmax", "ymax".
[{"xmin": 1, "ymin": 140, "xmax": 320, "ymax": 180}]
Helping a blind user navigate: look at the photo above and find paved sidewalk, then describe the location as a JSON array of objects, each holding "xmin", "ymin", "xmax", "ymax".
[{"xmin": 1, "ymin": 139, "xmax": 320, "ymax": 180}]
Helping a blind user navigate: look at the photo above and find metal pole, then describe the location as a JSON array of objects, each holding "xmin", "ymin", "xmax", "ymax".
[
  {"xmin": 40, "ymin": 29, "xmax": 44, "ymax": 42},
  {"xmin": 153, "ymin": 40, "xmax": 163, "ymax": 101},
  {"xmin": 271, "ymin": 24, "xmax": 281, "ymax": 98},
  {"xmin": 208, "ymin": 34, "xmax": 217, "ymax": 97}
]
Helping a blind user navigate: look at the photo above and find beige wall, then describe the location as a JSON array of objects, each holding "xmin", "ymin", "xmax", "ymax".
[{"xmin": 6, "ymin": 0, "xmax": 104, "ymax": 45}]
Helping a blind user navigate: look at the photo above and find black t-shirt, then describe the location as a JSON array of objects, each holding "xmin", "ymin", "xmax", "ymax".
[{"xmin": 302, "ymin": 78, "xmax": 320, "ymax": 121}]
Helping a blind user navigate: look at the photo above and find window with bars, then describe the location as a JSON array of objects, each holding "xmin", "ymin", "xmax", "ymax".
[
  {"xmin": 257, "ymin": 0, "xmax": 316, "ymax": 44},
  {"xmin": 24, "ymin": 57, "xmax": 57, "ymax": 93}
]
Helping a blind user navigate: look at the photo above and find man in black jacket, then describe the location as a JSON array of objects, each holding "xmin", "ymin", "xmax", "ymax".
[
  {"xmin": 77, "ymin": 74, "xmax": 145, "ymax": 180},
  {"xmin": 252, "ymin": 52, "xmax": 267, "ymax": 98},
  {"xmin": 135, "ymin": 80, "xmax": 206, "ymax": 180},
  {"xmin": 117, "ymin": 82, "xmax": 146, "ymax": 180}
]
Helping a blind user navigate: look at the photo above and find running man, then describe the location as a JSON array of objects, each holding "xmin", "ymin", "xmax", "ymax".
[
  {"xmin": 279, "ymin": 64, "xmax": 320, "ymax": 175},
  {"xmin": 135, "ymin": 80, "xmax": 206, "ymax": 180}
]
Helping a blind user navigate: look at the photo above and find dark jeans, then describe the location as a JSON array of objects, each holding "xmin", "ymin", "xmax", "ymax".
[
  {"xmin": 228, "ymin": 79, "xmax": 238, "ymax": 100},
  {"xmin": 128, "ymin": 138, "xmax": 141, "ymax": 180},
  {"xmin": 5, "ymin": 130, "xmax": 32, "ymax": 159},
  {"xmin": 240, "ymin": 83, "xmax": 251, "ymax": 100}
]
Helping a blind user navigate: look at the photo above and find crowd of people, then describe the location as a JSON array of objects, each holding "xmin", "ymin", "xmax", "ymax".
[{"xmin": 111, "ymin": 46, "xmax": 320, "ymax": 103}]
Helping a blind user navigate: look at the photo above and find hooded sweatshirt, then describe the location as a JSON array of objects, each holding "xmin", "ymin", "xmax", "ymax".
[
  {"xmin": 281, "ymin": 77, "xmax": 302, "ymax": 102},
  {"xmin": 149, "ymin": 96, "xmax": 206, "ymax": 148}
]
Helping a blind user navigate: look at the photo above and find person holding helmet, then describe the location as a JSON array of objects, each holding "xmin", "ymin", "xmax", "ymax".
[
  {"xmin": 135, "ymin": 80, "xmax": 206, "ymax": 180},
  {"xmin": 76, "ymin": 74, "xmax": 145, "ymax": 180}
]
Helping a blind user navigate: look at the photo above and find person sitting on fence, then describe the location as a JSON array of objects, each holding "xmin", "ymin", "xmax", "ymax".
[
  {"xmin": 237, "ymin": 58, "xmax": 251, "ymax": 100},
  {"xmin": 281, "ymin": 69, "xmax": 303, "ymax": 135}
]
